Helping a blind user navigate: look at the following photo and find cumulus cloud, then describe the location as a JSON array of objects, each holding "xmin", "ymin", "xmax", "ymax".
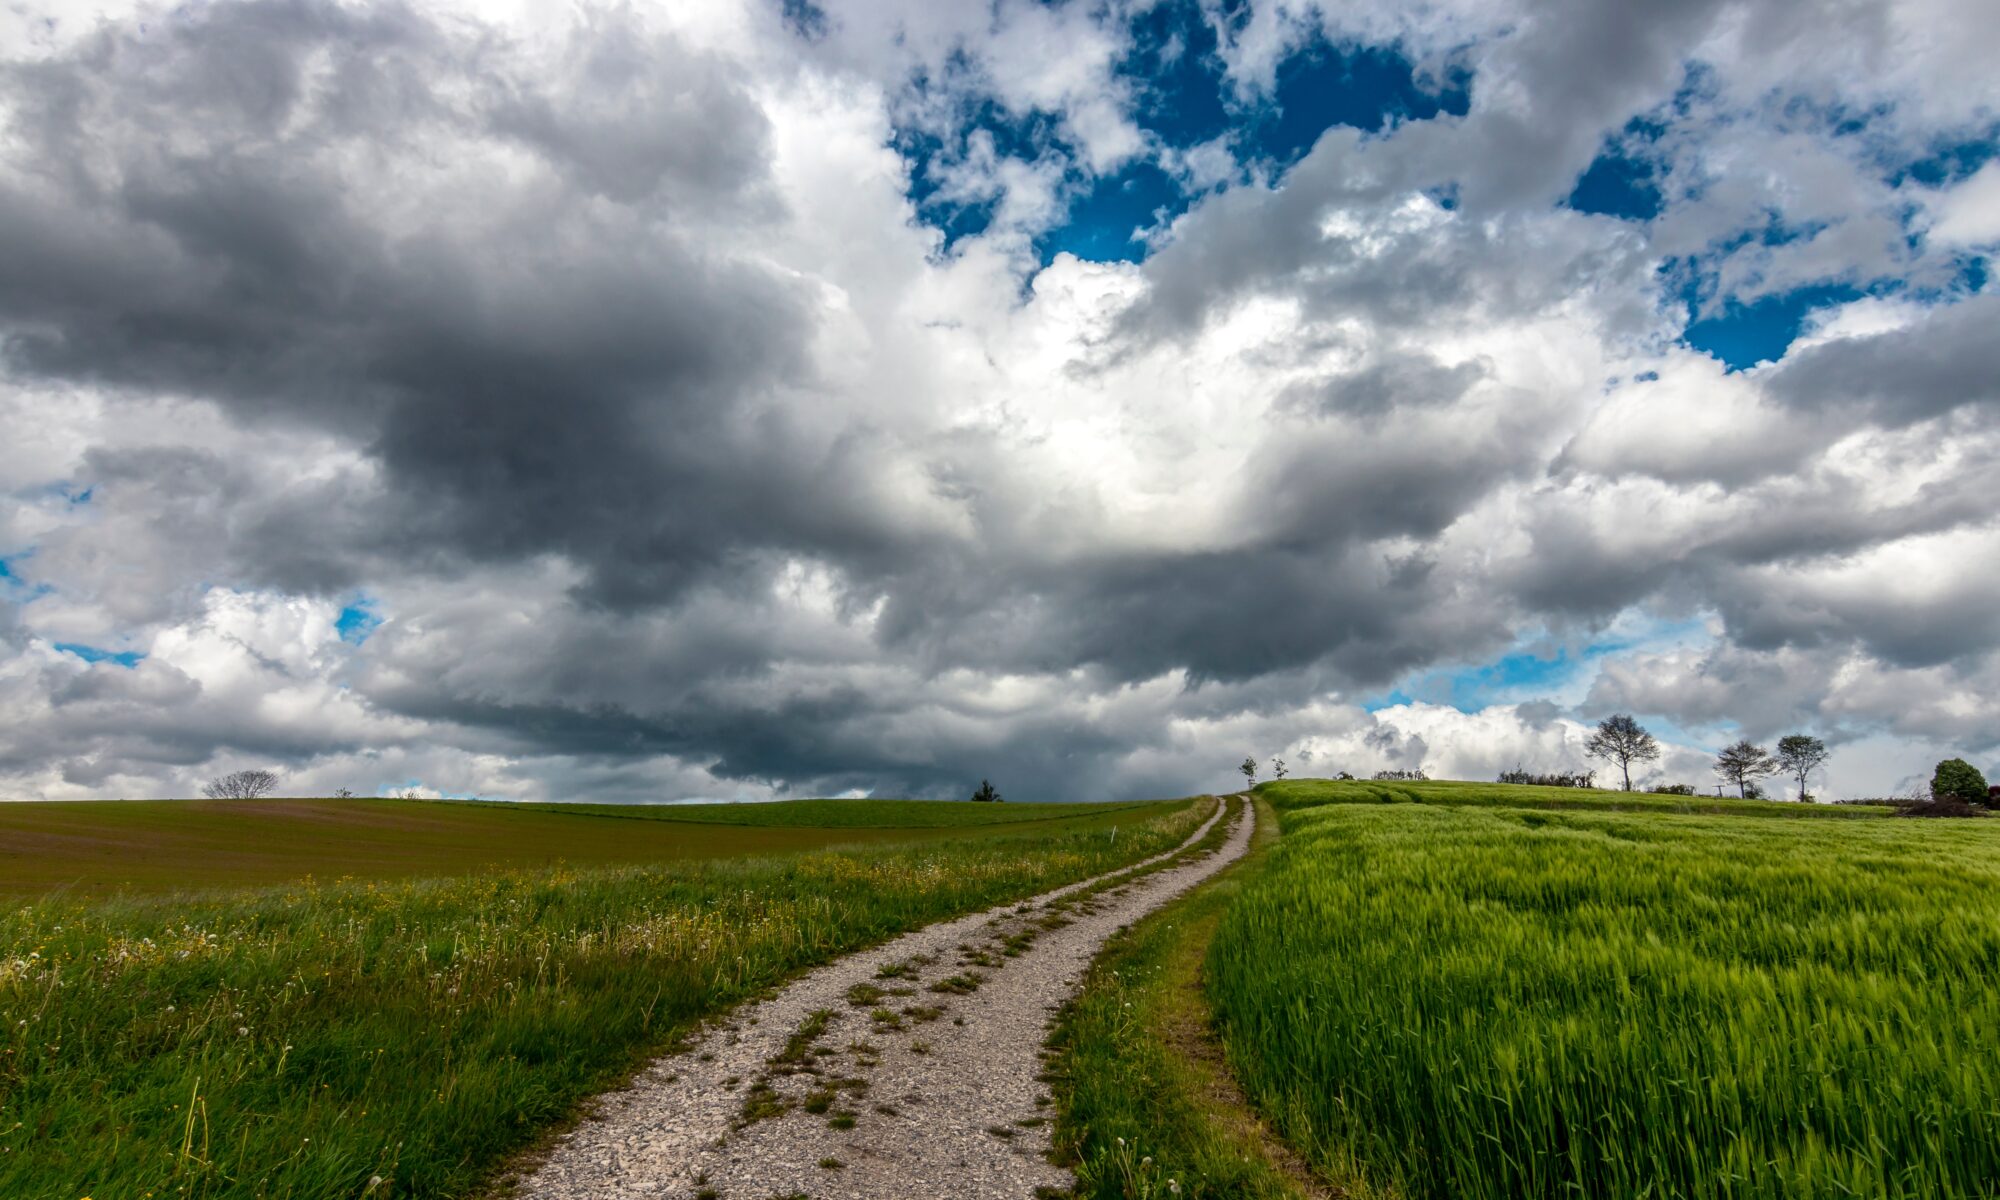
[{"xmin": 0, "ymin": 0, "xmax": 1995, "ymax": 803}]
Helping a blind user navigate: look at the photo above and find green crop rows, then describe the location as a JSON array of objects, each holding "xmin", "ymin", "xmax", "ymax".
[{"xmin": 1206, "ymin": 784, "xmax": 2000, "ymax": 1199}]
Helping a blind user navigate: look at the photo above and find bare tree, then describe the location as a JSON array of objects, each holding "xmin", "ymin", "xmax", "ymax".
[
  {"xmin": 1713, "ymin": 740, "xmax": 1777, "ymax": 798},
  {"xmin": 1271, "ymin": 757, "xmax": 1288, "ymax": 780},
  {"xmin": 1775, "ymin": 734, "xmax": 1830, "ymax": 801},
  {"xmin": 1239, "ymin": 756, "xmax": 1258, "ymax": 787},
  {"xmin": 333, "ymin": 787, "xmax": 355, "ymax": 799},
  {"xmin": 202, "ymin": 769, "xmax": 279, "ymax": 800},
  {"xmin": 1584, "ymin": 714, "xmax": 1660, "ymax": 790}
]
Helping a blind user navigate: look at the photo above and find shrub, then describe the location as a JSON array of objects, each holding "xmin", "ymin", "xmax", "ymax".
[
  {"xmin": 1498, "ymin": 768, "xmax": 1596, "ymax": 788},
  {"xmin": 1649, "ymin": 783, "xmax": 1697, "ymax": 796},
  {"xmin": 1931, "ymin": 759, "xmax": 1989, "ymax": 804},
  {"xmin": 1896, "ymin": 795, "xmax": 1992, "ymax": 819},
  {"xmin": 202, "ymin": 769, "xmax": 279, "ymax": 799},
  {"xmin": 1373, "ymin": 768, "xmax": 1429, "ymax": 781}
]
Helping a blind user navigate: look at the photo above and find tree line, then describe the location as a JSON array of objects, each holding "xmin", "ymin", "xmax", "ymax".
[
  {"xmin": 1584, "ymin": 714, "xmax": 1833, "ymax": 800},
  {"xmin": 1240, "ymin": 714, "xmax": 1993, "ymax": 806}
]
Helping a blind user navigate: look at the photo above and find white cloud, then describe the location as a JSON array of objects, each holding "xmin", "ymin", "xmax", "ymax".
[{"xmin": 1926, "ymin": 160, "xmax": 2000, "ymax": 247}]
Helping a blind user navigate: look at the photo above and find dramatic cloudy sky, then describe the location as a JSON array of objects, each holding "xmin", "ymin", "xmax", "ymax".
[{"xmin": 1, "ymin": 0, "xmax": 1995, "ymax": 802}]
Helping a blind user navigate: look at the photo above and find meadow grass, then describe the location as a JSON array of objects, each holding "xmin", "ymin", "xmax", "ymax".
[
  {"xmin": 1208, "ymin": 794, "xmax": 2000, "ymax": 1199},
  {"xmin": 0, "ymin": 799, "xmax": 1202, "ymax": 1199},
  {"xmin": 1258, "ymin": 776, "xmax": 1895, "ymax": 817},
  {"xmin": 0, "ymin": 796, "xmax": 1168, "ymax": 898},
  {"xmin": 1047, "ymin": 796, "xmax": 1343, "ymax": 1200}
]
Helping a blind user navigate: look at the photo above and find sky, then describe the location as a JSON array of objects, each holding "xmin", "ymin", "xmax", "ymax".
[{"xmin": 0, "ymin": 0, "xmax": 1995, "ymax": 803}]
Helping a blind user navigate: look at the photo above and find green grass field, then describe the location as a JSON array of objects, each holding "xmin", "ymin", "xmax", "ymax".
[
  {"xmin": 0, "ymin": 796, "xmax": 1166, "ymax": 898},
  {"xmin": 1208, "ymin": 783, "xmax": 2000, "ymax": 1199},
  {"xmin": 0, "ymin": 796, "xmax": 1203, "ymax": 1199}
]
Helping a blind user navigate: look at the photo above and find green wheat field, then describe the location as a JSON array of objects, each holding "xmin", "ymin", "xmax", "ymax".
[{"xmin": 1207, "ymin": 780, "xmax": 2000, "ymax": 1199}]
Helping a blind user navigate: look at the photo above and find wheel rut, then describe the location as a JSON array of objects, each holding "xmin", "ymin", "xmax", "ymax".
[{"xmin": 516, "ymin": 796, "xmax": 1254, "ymax": 1199}]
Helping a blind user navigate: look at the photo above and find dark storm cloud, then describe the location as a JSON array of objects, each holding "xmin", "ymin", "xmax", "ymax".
[
  {"xmin": 1765, "ymin": 294, "xmax": 2000, "ymax": 428},
  {"xmin": 0, "ymin": 0, "xmax": 842, "ymax": 614}
]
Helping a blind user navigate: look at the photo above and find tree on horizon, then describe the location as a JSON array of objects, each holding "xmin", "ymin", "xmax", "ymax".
[
  {"xmin": 1775, "ymin": 734, "xmax": 1830, "ymax": 801},
  {"xmin": 1585, "ymin": 714, "xmax": 1661, "ymax": 790},
  {"xmin": 1714, "ymin": 740, "xmax": 1778, "ymax": 798}
]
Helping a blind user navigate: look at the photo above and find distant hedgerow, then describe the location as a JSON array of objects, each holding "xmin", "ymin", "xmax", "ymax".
[{"xmin": 1498, "ymin": 767, "xmax": 1595, "ymax": 789}]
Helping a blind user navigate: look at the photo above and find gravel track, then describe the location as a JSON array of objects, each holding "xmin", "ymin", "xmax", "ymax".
[{"xmin": 516, "ymin": 796, "xmax": 1253, "ymax": 1200}]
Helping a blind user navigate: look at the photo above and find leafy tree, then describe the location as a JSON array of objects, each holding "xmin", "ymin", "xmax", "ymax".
[
  {"xmin": 1239, "ymin": 757, "xmax": 1258, "ymax": 787},
  {"xmin": 1271, "ymin": 757, "xmax": 1288, "ymax": 780},
  {"xmin": 1584, "ymin": 714, "xmax": 1661, "ymax": 790},
  {"xmin": 1713, "ymin": 740, "xmax": 1777, "ymax": 798},
  {"xmin": 1931, "ymin": 758, "xmax": 1989, "ymax": 804},
  {"xmin": 1775, "ymin": 734, "xmax": 1830, "ymax": 801},
  {"xmin": 202, "ymin": 769, "xmax": 279, "ymax": 800},
  {"xmin": 969, "ymin": 779, "xmax": 1003, "ymax": 803}
]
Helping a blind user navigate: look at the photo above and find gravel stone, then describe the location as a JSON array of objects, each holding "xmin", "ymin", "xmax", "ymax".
[{"xmin": 517, "ymin": 797, "xmax": 1253, "ymax": 1199}]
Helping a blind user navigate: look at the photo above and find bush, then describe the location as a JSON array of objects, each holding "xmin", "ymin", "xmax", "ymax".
[
  {"xmin": 1373, "ymin": 768, "xmax": 1429, "ymax": 781},
  {"xmin": 1931, "ymin": 759, "xmax": 1989, "ymax": 804},
  {"xmin": 1498, "ymin": 768, "xmax": 1595, "ymax": 788},
  {"xmin": 202, "ymin": 769, "xmax": 279, "ymax": 800},
  {"xmin": 1896, "ymin": 795, "xmax": 1992, "ymax": 819},
  {"xmin": 1649, "ymin": 783, "xmax": 1697, "ymax": 796}
]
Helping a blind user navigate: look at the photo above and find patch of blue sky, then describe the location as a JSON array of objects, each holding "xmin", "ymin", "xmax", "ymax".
[
  {"xmin": 1362, "ymin": 616, "xmax": 1711, "ymax": 714},
  {"xmin": 1364, "ymin": 646, "xmax": 1599, "ymax": 713},
  {"xmin": 901, "ymin": 1, "xmax": 1470, "ymax": 265},
  {"xmin": 1888, "ymin": 124, "xmax": 2000, "ymax": 187},
  {"xmin": 1249, "ymin": 40, "xmax": 1469, "ymax": 166},
  {"xmin": 1121, "ymin": 4, "xmax": 1471, "ymax": 164},
  {"xmin": 1564, "ymin": 66, "xmax": 1710, "ymax": 223},
  {"xmin": 1036, "ymin": 160, "xmax": 1183, "ymax": 263},
  {"xmin": 1566, "ymin": 143, "xmax": 1663, "ymax": 221},
  {"xmin": 54, "ymin": 642, "xmax": 144, "ymax": 668},
  {"xmin": 1662, "ymin": 212, "xmax": 1914, "ymax": 369},
  {"xmin": 335, "ymin": 599, "xmax": 382, "ymax": 646},
  {"xmin": 1683, "ymin": 281, "xmax": 1869, "ymax": 371},
  {"xmin": 897, "ymin": 94, "xmax": 1062, "ymax": 251}
]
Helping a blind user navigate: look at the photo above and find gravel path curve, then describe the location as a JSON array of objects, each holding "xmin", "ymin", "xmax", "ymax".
[{"xmin": 516, "ymin": 796, "xmax": 1254, "ymax": 1200}]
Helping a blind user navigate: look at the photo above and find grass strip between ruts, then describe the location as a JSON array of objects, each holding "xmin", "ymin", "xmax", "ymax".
[{"xmin": 1044, "ymin": 796, "xmax": 1353, "ymax": 1200}]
